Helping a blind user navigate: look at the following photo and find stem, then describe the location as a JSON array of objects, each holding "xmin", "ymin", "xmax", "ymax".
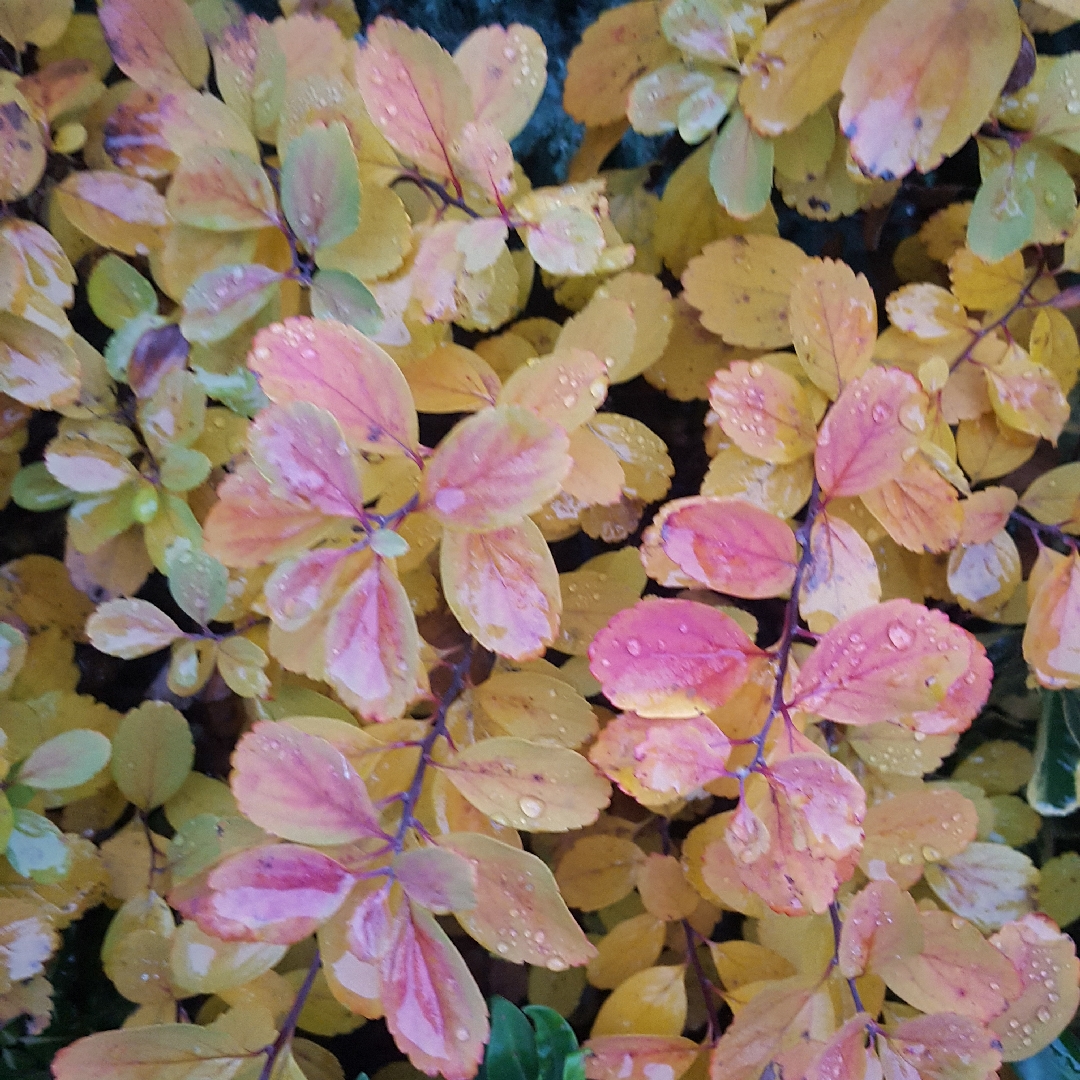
[
  {"xmin": 1011, "ymin": 508, "xmax": 1079, "ymax": 551},
  {"xmin": 396, "ymin": 171, "xmax": 483, "ymax": 220},
  {"xmin": 259, "ymin": 949, "xmax": 321, "ymax": 1080},
  {"xmin": 683, "ymin": 918, "xmax": 723, "ymax": 1042},
  {"xmin": 828, "ymin": 902, "xmax": 866, "ymax": 1016}
]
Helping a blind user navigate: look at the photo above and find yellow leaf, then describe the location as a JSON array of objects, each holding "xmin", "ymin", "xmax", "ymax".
[
  {"xmin": 0, "ymin": 0, "xmax": 72, "ymax": 51},
  {"xmin": 948, "ymin": 247, "xmax": 1027, "ymax": 312},
  {"xmin": 924, "ymin": 842, "xmax": 1037, "ymax": 933},
  {"xmin": 946, "ymin": 529, "xmax": 1022, "ymax": 618},
  {"xmin": 556, "ymin": 835, "xmax": 645, "ymax": 911},
  {"xmin": 587, "ymin": 913, "xmax": 666, "ymax": 989},
  {"xmin": 637, "ymin": 854, "xmax": 699, "ymax": 922},
  {"xmin": 956, "ymin": 413, "xmax": 1037, "ymax": 483},
  {"xmin": 590, "ymin": 964, "xmax": 687, "ymax": 1037},
  {"xmin": 701, "ymin": 448, "xmax": 814, "ymax": 519},
  {"xmin": 1038, "ymin": 851, "xmax": 1080, "ymax": 928}
]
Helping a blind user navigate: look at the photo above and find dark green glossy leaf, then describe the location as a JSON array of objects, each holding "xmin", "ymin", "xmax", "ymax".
[
  {"xmin": 483, "ymin": 996, "xmax": 538, "ymax": 1080},
  {"xmin": 1027, "ymin": 689, "xmax": 1080, "ymax": 817},
  {"xmin": 524, "ymin": 1005, "xmax": 579, "ymax": 1080}
]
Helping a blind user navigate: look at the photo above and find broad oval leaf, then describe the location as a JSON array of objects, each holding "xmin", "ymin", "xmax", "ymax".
[
  {"xmin": 445, "ymin": 736, "xmax": 611, "ymax": 832},
  {"xmin": 87, "ymin": 597, "xmax": 185, "ymax": 658},
  {"xmin": 169, "ymin": 919, "xmax": 286, "ymax": 995},
  {"xmin": 231, "ymin": 720, "xmax": 384, "ymax": 845},
  {"xmin": 0, "ymin": 313, "xmax": 80, "ymax": 410},
  {"xmin": 393, "ymin": 846, "xmax": 477, "ymax": 914},
  {"xmin": 111, "ymin": 700, "xmax": 194, "ymax": 810},
  {"xmin": 19, "ymin": 729, "xmax": 111, "ymax": 791},
  {"xmin": 422, "ymin": 405, "xmax": 570, "ymax": 531},
  {"xmin": 98, "ymin": 0, "xmax": 209, "ymax": 94},
  {"xmin": 589, "ymin": 597, "xmax": 762, "ymax": 719},
  {"xmin": 281, "ymin": 121, "xmax": 361, "ymax": 252},
  {"xmin": 1024, "ymin": 550, "xmax": 1080, "ymax": 690},
  {"xmin": 798, "ymin": 512, "xmax": 881, "ymax": 633},
  {"xmin": 180, "ymin": 263, "xmax": 283, "ymax": 345},
  {"xmin": 166, "ymin": 147, "xmax": 278, "ymax": 231},
  {"xmin": 56, "ymin": 172, "xmax": 168, "ymax": 256}
]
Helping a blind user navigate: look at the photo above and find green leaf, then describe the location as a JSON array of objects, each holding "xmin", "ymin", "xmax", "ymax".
[
  {"xmin": 1027, "ymin": 689, "xmax": 1080, "ymax": 817},
  {"xmin": 483, "ymin": 996, "xmax": 539, "ymax": 1080},
  {"xmin": 524, "ymin": 1005, "xmax": 579, "ymax": 1080},
  {"xmin": 0, "ymin": 622, "xmax": 27, "ymax": 694},
  {"xmin": 709, "ymin": 105, "xmax": 774, "ymax": 220},
  {"xmin": 968, "ymin": 153, "xmax": 1036, "ymax": 262},
  {"xmin": 104, "ymin": 312, "xmax": 168, "ymax": 382},
  {"xmin": 1030, "ymin": 146, "xmax": 1077, "ymax": 244},
  {"xmin": 87, "ymin": 254, "xmax": 158, "ymax": 331},
  {"xmin": 5, "ymin": 783, "xmax": 34, "ymax": 809},
  {"xmin": 562, "ymin": 1050, "xmax": 587, "ymax": 1080},
  {"xmin": 0, "ymin": 793, "xmax": 12, "ymax": 852},
  {"xmin": 281, "ymin": 121, "xmax": 361, "ymax": 252},
  {"xmin": 310, "ymin": 268, "xmax": 383, "ymax": 335},
  {"xmin": 11, "ymin": 461, "xmax": 77, "ymax": 512},
  {"xmin": 165, "ymin": 538, "xmax": 228, "ymax": 624},
  {"xmin": 111, "ymin": 700, "xmax": 195, "ymax": 810},
  {"xmin": 160, "ymin": 446, "xmax": 212, "ymax": 492},
  {"xmin": 1013, "ymin": 1031, "xmax": 1080, "ymax": 1080},
  {"xmin": 180, "ymin": 263, "xmax": 283, "ymax": 345},
  {"xmin": 18, "ymin": 730, "xmax": 112, "ymax": 791},
  {"xmin": 6, "ymin": 809, "xmax": 71, "ymax": 882},
  {"xmin": 191, "ymin": 362, "xmax": 268, "ymax": 417}
]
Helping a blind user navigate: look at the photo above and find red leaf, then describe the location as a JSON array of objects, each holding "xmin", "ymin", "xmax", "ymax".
[
  {"xmin": 231, "ymin": 720, "xmax": 384, "ymax": 845},
  {"xmin": 249, "ymin": 316, "xmax": 419, "ymax": 456},
  {"xmin": 656, "ymin": 496, "xmax": 798, "ymax": 599},
  {"xmin": 589, "ymin": 598, "xmax": 762, "ymax": 718},
  {"xmin": 815, "ymin": 367, "xmax": 927, "ymax": 497},
  {"xmin": 440, "ymin": 518, "xmax": 561, "ymax": 660},
  {"xmin": 422, "ymin": 405, "xmax": 571, "ymax": 531},
  {"xmin": 380, "ymin": 900, "xmax": 489, "ymax": 1080},
  {"xmin": 792, "ymin": 599, "xmax": 991, "ymax": 731},
  {"xmin": 324, "ymin": 557, "xmax": 423, "ymax": 721},
  {"xmin": 249, "ymin": 401, "xmax": 364, "ymax": 517},
  {"xmin": 172, "ymin": 843, "xmax": 356, "ymax": 944}
]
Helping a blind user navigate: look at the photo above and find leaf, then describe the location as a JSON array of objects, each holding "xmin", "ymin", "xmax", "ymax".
[
  {"xmin": 583, "ymin": 1037, "xmax": 699, "ymax": 1080},
  {"xmin": 682, "ymin": 235, "xmax": 810, "ymax": 348},
  {"xmin": 1021, "ymin": 463, "xmax": 1080, "ymax": 534},
  {"xmin": 636, "ymin": 853, "xmax": 700, "ymax": 921},
  {"xmin": 441, "ymin": 518, "xmax": 561, "ymax": 661},
  {"xmin": 52, "ymin": 1024, "xmax": 251, "ymax": 1080},
  {"xmin": 884, "ymin": 1014, "xmax": 1002, "ymax": 1080},
  {"xmin": 986, "ymin": 347, "xmax": 1070, "ymax": 443},
  {"xmin": 738, "ymin": 0, "xmax": 886, "ymax": 136},
  {"xmin": 56, "ymin": 171, "xmax": 168, "ymax": 256},
  {"xmin": 6, "ymin": 809, "xmax": 70, "ymax": 882},
  {"xmin": 281, "ymin": 121, "xmax": 360, "ymax": 252},
  {"xmin": 990, "ymin": 913, "xmax": 1080, "ymax": 1061},
  {"xmin": 948, "ymin": 247, "xmax": 1027, "ymax": 312},
  {"xmin": 793, "ymin": 598, "xmax": 992, "ymax": 730},
  {"xmin": 588, "ymin": 914, "xmax": 666, "ymax": 989},
  {"xmin": 708, "ymin": 360, "xmax": 818, "ymax": 464},
  {"xmin": 454, "ymin": 24, "xmax": 546, "ymax": 140},
  {"xmin": 838, "ymin": 0, "xmax": 1022, "ymax": 179},
  {"xmin": 173, "ymin": 842, "xmax": 356, "ymax": 944},
  {"xmin": 98, "ymin": 0, "xmax": 209, "ymax": 94},
  {"xmin": 653, "ymin": 496, "xmax": 797, "ymax": 599},
  {"xmin": 0, "ymin": 95, "xmax": 46, "ymax": 203},
  {"xmin": 423, "ymin": 405, "xmax": 570, "ymax": 531},
  {"xmin": 555, "ymin": 835, "xmax": 645, "ymax": 911},
  {"xmin": 400, "ymin": 344, "xmax": 500, "ymax": 414},
  {"xmin": 589, "ymin": 597, "xmax": 761, "ymax": 718},
  {"xmin": 499, "ymin": 347, "xmax": 608, "ymax": 431},
  {"xmin": 445, "ymin": 736, "xmax": 610, "ymax": 832},
  {"xmin": 861, "ymin": 450, "xmax": 963, "ymax": 555},
  {"xmin": 44, "ymin": 436, "xmax": 137, "ymax": 494},
  {"xmin": 0, "ymin": 0, "xmax": 72, "ymax": 52},
  {"xmin": 169, "ymin": 919, "xmax": 286, "ymax": 995},
  {"xmin": 249, "ymin": 316, "xmax": 418, "ymax": 457},
  {"xmin": 590, "ymin": 966, "xmax": 687, "ymax": 1038},
  {"xmin": 631, "ymin": 716, "xmax": 731, "ymax": 797},
  {"xmin": 216, "ymin": 636, "xmax": 269, "ymax": 699},
  {"xmin": 379, "ymin": 900, "xmax": 489, "ymax": 1080},
  {"xmin": 180, "ymin": 264, "xmax": 284, "ymax": 345},
  {"xmin": 799, "ymin": 512, "xmax": 881, "ymax": 633},
  {"xmin": 231, "ymin": 720, "xmax": 383, "ymax": 845},
  {"xmin": 474, "ymin": 672, "xmax": 596, "ymax": 749},
  {"xmin": 788, "ymin": 257, "xmax": 876, "ymax": 399},
  {"xmin": 1028, "ymin": 690, "xmax": 1080, "ymax": 816},
  {"xmin": 838, "ymin": 878, "xmax": 923, "ymax": 979},
  {"xmin": 485, "ymin": 997, "xmax": 539, "ymax": 1080},
  {"xmin": 440, "ymin": 832, "xmax": 597, "ymax": 969},
  {"xmin": 1024, "ymin": 551, "xmax": 1080, "ymax": 690},
  {"xmin": 310, "ymin": 269, "xmax": 382, "ymax": 336},
  {"xmin": 924, "ymin": 842, "xmax": 1037, "ymax": 932},
  {"xmin": 87, "ymin": 254, "xmax": 158, "ymax": 332},
  {"xmin": 815, "ymin": 366, "xmax": 927, "ymax": 497},
  {"xmin": 166, "ymin": 148, "xmax": 278, "ymax": 231},
  {"xmin": 708, "ymin": 106, "xmax": 774, "ymax": 221},
  {"xmin": 564, "ymin": 2, "xmax": 679, "ymax": 127},
  {"xmin": 394, "ymin": 847, "xmax": 477, "ymax": 914},
  {"xmin": 354, "ymin": 17, "xmax": 473, "ymax": 183},
  {"xmin": 325, "ymin": 558, "xmax": 422, "ymax": 721},
  {"xmin": 19, "ymin": 729, "xmax": 111, "ymax": 790},
  {"xmin": 947, "ymin": 529, "xmax": 1022, "ymax": 618},
  {"xmin": 108, "ymin": 700, "xmax": 193, "ymax": 812},
  {"xmin": 165, "ymin": 543, "xmax": 229, "ymax": 625}
]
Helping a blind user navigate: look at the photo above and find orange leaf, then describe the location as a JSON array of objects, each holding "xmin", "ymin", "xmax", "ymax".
[
  {"xmin": 839, "ymin": 878, "xmax": 923, "ymax": 979},
  {"xmin": 1024, "ymin": 550, "xmax": 1080, "ymax": 689},
  {"xmin": 439, "ymin": 831, "xmax": 597, "ymax": 969},
  {"xmin": 709, "ymin": 360, "xmax": 817, "ymax": 464},
  {"xmin": 249, "ymin": 316, "xmax": 418, "ymax": 457},
  {"xmin": 989, "ymin": 913, "xmax": 1080, "ymax": 1060},
  {"xmin": 98, "ymin": 0, "xmax": 209, "ymax": 94},
  {"xmin": 589, "ymin": 597, "xmax": 762, "ymax": 719},
  {"xmin": 422, "ymin": 405, "xmax": 570, "ymax": 531},
  {"xmin": 354, "ymin": 17, "xmax": 473, "ymax": 183},
  {"xmin": 379, "ymin": 900, "xmax": 489, "ymax": 1080},
  {"xmin": 655, "ymin": 495, "xmax": 798, "ymax": 599},
  {"xmin": 788, "ymin": 257, "xmax": 876, "ymax": 399},
  {"xmin": 440, "ymin": 518, "xmax": 561, "ymax": 661},
  {"xmin": 636, "ymin": 853, "xmax": 700, "ymax": 922},
  {"xmin": 815, "ymin": 366, "xmax": 927, "ymax": 498},
  {"xmin": 793, "ymin": 599, "xmax": 992, "ymax": 730},
  {"xmin": 838, "ymin": 0, "xmax": 1022, "ymax": 179},
  {"xmin": 861, "ymin": 451, "xmax": 963, "ymax": 555},
  {"xmin": 231, "ymin": 720, "xmax": 384, "ymax": 845},
  {"xmin": 498, "ymin": 347, "xmax": 608, "ymax": 431},
  {"xmin": 986, "ymin": 346, "xmax": 1070, "ymax": 443},
  {"xmin": 860, "ymin": 786, "xmax": 978, "ymax": 876},
  {"xmin": 324, "ymin": 557, "xmax": 422, "ymax": 721}
]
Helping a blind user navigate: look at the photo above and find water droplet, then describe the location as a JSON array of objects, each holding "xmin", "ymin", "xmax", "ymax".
[
  {"xmin": 519, "ymin": 795, "xmax": 544, "ymax": 819},
  {"xmin": 888, "ymin": 622, "xmax": 914, "ymax": 649}
]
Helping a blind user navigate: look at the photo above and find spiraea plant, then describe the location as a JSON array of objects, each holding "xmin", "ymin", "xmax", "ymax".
[{"xmin": 0, "ymin": 0, "xmax": 1078, "ymax": 1078}]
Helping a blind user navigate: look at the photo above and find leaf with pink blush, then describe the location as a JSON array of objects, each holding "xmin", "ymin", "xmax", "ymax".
[
  {"xmin": 589, "ymin": 597, "xmax": 762, "ymax": 719},
  {"xmin": 353, "ymin": 17, "xmax": 474, "ymax": 183},
  {"xmin": 379, "ymin": 899, "xmax": 489, "ymax": 1080},
  {"xmin": 422, "ymin": 404, "xmax": 571, "ymax": 531},
  {"xmin": 498, "ymin": 347, "xmax": 608, "ymax": 432},
  {"xmin": 231, "ymin": 720, "xmax": 384, "ymax": 845},
  {"xmin": 1023, "ymin": 550, "xmax": 1080, "ymax": 690},
  {"xmin": 632, "ymin": 716, "xmax": 732, "ymax": 797},
  {"xmin": 324, "ymin": 557, "xmax": 422, "ymax": 722},
  {"xmin": 808, "ymin": 1014, "xmax": 878, "ymax": 1080},
  {"xmin": 280, "ymin": 121, "xmax": 360, "ymax": 252},
  {"xmin": 440, "ymin": 518, "xmax": 561, "ymax": 661},
  {"xmin": 837, "ymin": 878, "xmax": 923, "ymax": 979},
  {"xmin": 583, "ymin": 1036, "xmax": 699, "ymax": 1080},
  {"xmin": 264, "ymin": 548, "xmax": 354, "ymax": 632},
  {"xmin": 814, "ymin": 366, "xmax": 928, "ymax": 498},
  {"xmin": 884, "ymin": 1014, "xmax": 1002, "ymax": 1080},
  {"xmin": 317, "ymin": 880, "xmax": 390, "ymax": 1020},
  {"xmin": 249, "ymin": 316, "xmax": 419, "ymax": 457},
  {"xmin": 249, "ymin": 401, "xmax": 364, "ymax": 518},
  {"xmin": 86, "ymin": 597, "xmax": 185, "ymax": 659},
  {"xmin": 203, "ymin": 462, "xmax": 338, "ymax": 569},
  {"xmin": 393, "ymin": 847, "xmax": 477, "ymax": 914},
  {"xmin": 173, "ymin": 843, "xmax": 356, "ymax": 944},
  {"xmin": 655, "ymin": 496, "xmax": 798, "ymax": 599},
  {"xmin": 798, "ymin": 512, "xmax": 881, "ymax": 633},
  {"xmin": 450, "ymin": 120, "xmax": 516, "ymax": 203},
  {"xmin": 792, "ymin": 598, "xmax": 991, "ymax": 729}
]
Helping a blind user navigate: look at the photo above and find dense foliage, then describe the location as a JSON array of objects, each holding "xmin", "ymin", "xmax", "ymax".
[{"xmin": 1, "ymin": 0, "xmax": 1080, "ymax": 1079}]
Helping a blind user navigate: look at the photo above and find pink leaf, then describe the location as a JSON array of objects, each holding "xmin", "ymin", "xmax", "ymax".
[{"xmin": 632, "ymin": 716, "xmax": 731, "ymax": 797}]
